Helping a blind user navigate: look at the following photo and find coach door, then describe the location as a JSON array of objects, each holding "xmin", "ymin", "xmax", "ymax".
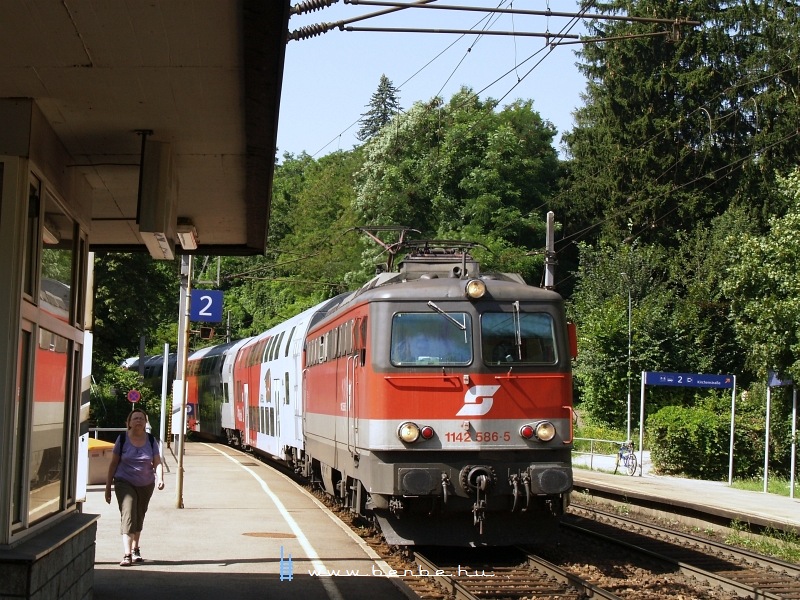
[
  {"xmin": 242, "ymin": 383, "xmax": 251, "ymax": 446},
  {"xmin": 346, "ymin": 317, "xmax": 366, "ymax": 453}
]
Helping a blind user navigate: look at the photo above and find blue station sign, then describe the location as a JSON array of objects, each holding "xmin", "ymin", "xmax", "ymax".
[
  {"xmin": 644, "ymin": 371, "xmax": 734, "ymax": 389},
  {"xmin": 190, "ymin": 289, "xmax": 223, "ymax": 323}
]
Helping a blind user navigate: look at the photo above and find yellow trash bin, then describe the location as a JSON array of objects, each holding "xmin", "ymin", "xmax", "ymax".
[{"xmin": 87, "ymin": 438, "xmax": 115, "ymax": 485}]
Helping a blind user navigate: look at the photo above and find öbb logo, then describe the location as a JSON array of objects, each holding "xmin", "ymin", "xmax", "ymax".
[{"xmin": 456, "ymin": 385, "xmax": 500, "ymax": 417}]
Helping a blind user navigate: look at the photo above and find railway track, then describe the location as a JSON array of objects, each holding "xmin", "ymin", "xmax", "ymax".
[
  {"xmin": 413, "ymin": 548, "xmax": 624, "ymax": 600},
  {"xmin": 565, "ymin": 505, "xmax": 800, "ymax": 599},
  {"xmin": 248, "ymin": 447, "xmax": 797, "ymax": 599}
]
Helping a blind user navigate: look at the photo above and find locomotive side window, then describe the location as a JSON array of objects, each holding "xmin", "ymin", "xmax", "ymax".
[
  {"xmin": 390, "ymin": 313, "xmax": 472, "ymax": 366},
  {"xmin": 481, "ymin": 312, "xmax": 557, "ymax": 365}
]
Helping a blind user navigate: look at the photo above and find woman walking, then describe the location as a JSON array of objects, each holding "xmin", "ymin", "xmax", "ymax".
[{"xmin": 104, "ymin": 408, "xmax": 165, "ymax": 566}]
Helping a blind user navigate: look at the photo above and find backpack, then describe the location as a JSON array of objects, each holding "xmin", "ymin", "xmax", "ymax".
[{"xmin": 119, "ymin": 431, "xmax": 157, "ymax": 454}]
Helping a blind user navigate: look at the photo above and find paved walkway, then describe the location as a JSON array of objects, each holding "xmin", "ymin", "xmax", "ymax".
[
  {"xmin": 85, "ymin": 441, "xmax": 414, "ymax": 600},
  {"xmin": 572, "ymin": 451, "xmax": 800, "ymax": 535}
]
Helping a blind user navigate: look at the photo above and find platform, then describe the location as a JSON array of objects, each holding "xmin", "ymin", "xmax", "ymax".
[
  {"xmin": 84, "ymin": 441, "xmax": 414, "ymax": 600},
  {"xmin": 572, "ymin": 456, "xmax": 800, "ymax": 537}
]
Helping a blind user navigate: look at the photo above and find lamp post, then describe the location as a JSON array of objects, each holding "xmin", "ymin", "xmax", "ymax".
[{"xmin": 620, "ymin": 272, "xmax": 632, "ymax": 442}]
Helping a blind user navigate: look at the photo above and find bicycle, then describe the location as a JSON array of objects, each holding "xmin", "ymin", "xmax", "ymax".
[{"xmin": 614, "ymin": 440, "xmax": 637, "ymax": 476}]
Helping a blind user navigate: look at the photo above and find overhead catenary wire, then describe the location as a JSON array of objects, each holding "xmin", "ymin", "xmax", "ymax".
[
  {"xmin": 344, "ymin": 0, "xmax": 699, "ymax": 26},
  {"xmin": 293, "ymin": 0, "xmax": 677, "ymax": 154},
  {"xmin": 304, "ymin": 0, "xmax": 589, "ymax": 156}
]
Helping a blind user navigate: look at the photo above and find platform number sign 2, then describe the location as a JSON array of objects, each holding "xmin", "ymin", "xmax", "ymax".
[{"xmin": 190, "ymin": 289, "xmax": 223, "ymax": 323}]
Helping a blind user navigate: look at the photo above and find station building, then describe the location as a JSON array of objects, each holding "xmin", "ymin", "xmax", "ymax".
[{"xmin": 0, "ymin": 3, "xmax": 290, "ymax": 597}]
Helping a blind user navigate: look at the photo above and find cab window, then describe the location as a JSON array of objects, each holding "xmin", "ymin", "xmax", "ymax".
[
  {"xmin": 481, "ymin": 312, "xmax": 557, "ymax": 365},
  {"xmin": 390, "ymin": 312, "xmax": 472, "ymax": 366}
]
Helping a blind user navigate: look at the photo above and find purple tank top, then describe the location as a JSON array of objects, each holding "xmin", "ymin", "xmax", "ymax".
[{"xmin": 113, "ymin": 433, "xmax": 159, "ymax": 487}]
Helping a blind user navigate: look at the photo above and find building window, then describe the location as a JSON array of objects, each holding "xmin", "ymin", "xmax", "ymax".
[{"xmin": 12, "ymin": 178, "xmax": 84, "ymax": 537}]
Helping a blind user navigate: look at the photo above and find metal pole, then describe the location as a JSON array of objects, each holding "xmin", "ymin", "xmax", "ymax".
[
  {"xmin": 159, "ymin": 342, "xmax": 169, "ymax": 469},
  {"xmin": 791, "ymin": 385, "xmax": 796, "ymax": 499},
  {"xmin": 764, "ymin": 385, "xmax": 771, "ymax": 494},
  {"xmin": 638, "ymin": 371, "xmax": 645, "ymax": 476},
  {"xmin": 620, "ymin": 272, "xmax": 632, "ymax": 441},
  {"xmin": 627, "ymin": 285, "xmax": 632, "ymax": 441},
  {"xmin": 544, "ymin": 211, "xmax": 555, "ymax": 289},
  {"xmin": 728, "ymin": 377, "xmax": 736, "ymax": 486},
  {"xmin": 175, "ymin": 255, "xmax": 193, "ymax": 508}
]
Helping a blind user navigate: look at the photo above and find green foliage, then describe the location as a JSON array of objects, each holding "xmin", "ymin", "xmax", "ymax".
[
  {"xmin": 727, "ymin": 520, "xmax": 800, "ymax": 564},
  {"xmin": 89, "ymin": 365, "xmax": 164, "ymax": 435},
  {"xmin": 560, "ymin": 0, "xmax": 800, "ymax": 247},
  {"xmin": 723, "ymin": 167, "xmax": 800, "ymax": 382},
  {"xmin": 93, "ymin": 253, "xmax": 179, "ymax": 374},
  {"xmin": 647, "ymin": 404, "xmax": 730, "ymax": 479},
  {"xmin": 354, "ymin": 88, "xmax": 560, "ymax": 283}
]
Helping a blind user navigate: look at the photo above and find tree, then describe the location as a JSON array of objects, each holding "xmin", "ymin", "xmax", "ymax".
[
  {"xmin": 356, "ymin": 74, "xmax": 401, "ymax": 142},
  {"xmin": 354, "ymin": 88, "xmax": 561, "ymax": 283},
  {"xmin": 723, "ymin": 167, "xmax": 800, "ymax": 383},
  {"xmin": 560, "ymin": 0, "xmax": 800, "ymax": 247},
  {"xmin": 92, "ymin": 253, "xmax": 179, "ymax": 374}
]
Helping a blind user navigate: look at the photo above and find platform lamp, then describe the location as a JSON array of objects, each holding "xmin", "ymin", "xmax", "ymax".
[
  {"xmin": 620, "ymin": 272, "xmax": 632, "ymax": 442},
  {"xmin": 177, "ymin": 218, "xmax": 198, "ymax": 250}
]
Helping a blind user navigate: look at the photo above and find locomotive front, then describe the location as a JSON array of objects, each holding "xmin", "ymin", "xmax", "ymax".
[{"xmin": 352, "ymin": 246, "xmax": 575, "ymax": 545}]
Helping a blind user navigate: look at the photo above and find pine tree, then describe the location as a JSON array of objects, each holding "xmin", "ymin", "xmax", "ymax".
[
  {"xmin": 356, "ymin": 75, "xmax": 401, "ymax": 142},
  {"xmin": 560, "ymin": 0, "xmax": 800, "ymax": 245}
]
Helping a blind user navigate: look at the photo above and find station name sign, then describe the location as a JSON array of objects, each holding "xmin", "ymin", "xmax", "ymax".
[{"xmin": 644, "ymin": 371, "xmax": 734, "ymax": 389}]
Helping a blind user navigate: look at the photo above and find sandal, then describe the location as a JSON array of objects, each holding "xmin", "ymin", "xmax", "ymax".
[
  {"xmin": 120, "ymin": 554, "xmax": 132, "ymax": 567},
  {"xmin": 132, "ymin": 547, "xmax": 143, "ymax": 563}
]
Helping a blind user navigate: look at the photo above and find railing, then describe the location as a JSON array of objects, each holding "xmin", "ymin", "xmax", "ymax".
[
  {"xmin": 572, "ymin": 437, "xmax": 624, "ymax": 471},
  {"xmin": 89, "ymin": 426, "xmax": 159, "ymax": 438},
  {"xmin": 88, "ymin": 426, "xmax": 172, "ymax": 472},
  {"xmin": 88, "ymin": 427, "xmax": 127, "ymax": 438}
]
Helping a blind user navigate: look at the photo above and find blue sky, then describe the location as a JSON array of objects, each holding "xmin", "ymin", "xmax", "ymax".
[{"xmin": 276, "ymin": 1, "xmax": 589, "ymax": 160}]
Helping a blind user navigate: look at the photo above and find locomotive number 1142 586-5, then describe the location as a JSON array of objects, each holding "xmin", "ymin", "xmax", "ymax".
[{"xmin": 444, "ymin": 431, "xmax": 511, "ymax": 443}]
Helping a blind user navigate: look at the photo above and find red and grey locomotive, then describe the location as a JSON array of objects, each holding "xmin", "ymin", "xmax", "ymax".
[{"xmin": 131, "ymin": 241, "xmax": 576, "ymax": 545}]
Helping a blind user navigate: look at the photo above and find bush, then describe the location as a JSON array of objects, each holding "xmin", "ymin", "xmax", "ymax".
[{"xmin": 647, "ymin": 405, "xmax": 729, "ymax": 479}]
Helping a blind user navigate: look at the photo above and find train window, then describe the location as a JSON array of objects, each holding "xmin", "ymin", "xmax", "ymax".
[
  {"xmin": 390, "ymin": 312, "xmax": 472, "ymax": 367},
  {"xmin": 274, "ymin": 331, "xmax": 285, "ymax": 361},
  {"xmin": 266, "ymin": 335, "xmax": 276, "ymax": 361},
  {"xmin": 285, "ymin": 326, "xmax": 296, "ymax": 357},
  {"xmin": 481, "ymin": 312, "xmax": 557, "ymax": 366}
]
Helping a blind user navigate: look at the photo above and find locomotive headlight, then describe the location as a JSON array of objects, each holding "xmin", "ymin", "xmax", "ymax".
[
  {"xmin": 398, "ymin": 421, "xmax": 421, "ymax": 443},
  {"xmin": 519, "ymin": 421, "xmax": 556, "ymax": 442},
  {"xmin": 465, "ymin": 279, "xmax": 486, "ymax": 299},
  {"xmin": 534, "ymin": 421, "xmax": 556, "ymax": 442}
]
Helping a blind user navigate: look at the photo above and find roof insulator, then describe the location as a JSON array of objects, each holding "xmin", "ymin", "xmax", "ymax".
[
  {"xmin": 287, "ymin": 22, "xmax": 336, "ymax": 41},
  {"xmin": 290, "ymin": 0, "xmax": 339, "ymax": 16}
]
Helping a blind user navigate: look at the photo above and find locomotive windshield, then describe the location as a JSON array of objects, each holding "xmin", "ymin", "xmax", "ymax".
[
  {"xmin": 390, "ymin": 312, "xmax": 472, "ymax": 366},
  {"xmin": 481, "ymin": 311, "xmax": 557, "ymax": 365}
]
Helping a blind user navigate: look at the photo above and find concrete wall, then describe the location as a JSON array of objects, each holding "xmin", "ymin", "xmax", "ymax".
[{"xmin": 0, "ymin": 514, "xmax": 97, "ymax": 599}]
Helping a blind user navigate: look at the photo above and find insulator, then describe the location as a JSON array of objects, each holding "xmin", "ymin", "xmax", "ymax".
[
  {"xmin": 287, "ymin": 22, "xmax": 333, "ymax": 41},
  {"xmin": 290, "ymin": 0, "xmax": 338, "ymax": 16}
]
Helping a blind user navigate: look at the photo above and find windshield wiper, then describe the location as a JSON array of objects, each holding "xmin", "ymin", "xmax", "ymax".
[
  {"xmin": 427, "ymin": 301, "xmax": 466, "ymax": 330},
  {"xmin": 513, "ymin": 301, "xmax": 523, "ymax": 360}
]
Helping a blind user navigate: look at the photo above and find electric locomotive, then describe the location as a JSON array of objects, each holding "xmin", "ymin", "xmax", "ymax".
[
  {"xmin": 125, "ymin": 240, "xmax": 576, "ymax": 546},
  {"xmin": 296, "ymin": 241, "xmax": 575, "ymax": 545}
]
